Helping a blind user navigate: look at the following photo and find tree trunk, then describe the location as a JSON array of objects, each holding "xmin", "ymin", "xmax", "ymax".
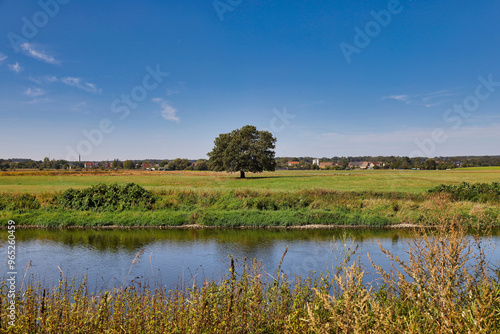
[{"xmin": 240, "ymin": 171, "xmax": 245, "ymax": 178}]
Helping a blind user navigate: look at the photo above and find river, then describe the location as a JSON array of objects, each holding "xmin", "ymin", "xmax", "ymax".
[{"xmin": 1, "ymin": 228, "xmax": 499, "ymax": 290}]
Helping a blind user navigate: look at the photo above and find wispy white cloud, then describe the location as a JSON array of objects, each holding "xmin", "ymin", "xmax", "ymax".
[
  {"xmin": 25, "ymin": 87, "xmax": 46, "ymax": 97},
  {"xmin": 45, "ymin": 76, "xmax": 59, "ymax": 83},
  {"xmin": 383, "ymin": 95, "xmax": 411, "ymax": 103},
  {"xmin": 20, "ymin": 43, "xmax": 58, "ymax": 64},
  {"xmin": 61, "ymin": 77, "xmax": 101, "ymax": 94},
  {"xmin": 166, "ymin": 89, "xmax": 180, "ymax": 96},
  {"xmin": 29, "ymin": 75, "xmax": 58, "ymax": 84},
  {"xmin": 383, "ymin": 90, "xmax": 455, "ymax": 108},
  {"xmin": 0, "ymin": 53, "xmax": 7, "ymax": 62},
  {"xmin": 28, "ymin": 76, "xmax": 42, "ymax": 85},
  {"xmin": 152, "ymin": 98, "xmax": 180, "ymax": 122},
  {"xmin": 28, "ymin": 75, "xmax": 101, "ymax": 94},
  {"xmin": 8, "ymin": 62, "xmax": 23, "ymax": 73},
  {"xmin": 72, "ymin": 101, "xmax": 90, "ymax": 114},
  {"xmin": 23, "ymin": 97, "xmax": 51, "ymax": 105},
  {"xmin": 298, "ymin": 100, "xmax": 325, "ymax": 108}
]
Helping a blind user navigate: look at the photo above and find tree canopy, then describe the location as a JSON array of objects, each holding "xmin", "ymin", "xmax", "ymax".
[
  {"xmin": 207, "ymin": 125, "xmax": 276, "ymax": 178},
  {"xmin": 424, "ymin": 158, "xmax": 437, "ymax": 170},
  {"xmin": 167, "ymin": 158, "xmax": 192, "ymax": 171}
]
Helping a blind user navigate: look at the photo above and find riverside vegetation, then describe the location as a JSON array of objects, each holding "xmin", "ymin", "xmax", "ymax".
[
  {"xmin": 1, "ymin": 175, "xmax": 500, "ymax": 227},
  {"xmin": 1, "ymin": 220, "xmax": 499, "ymax": 333}
]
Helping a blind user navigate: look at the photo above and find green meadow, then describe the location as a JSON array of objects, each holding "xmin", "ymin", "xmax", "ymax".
[{"xmin": 1, "ymin": 168, "xmax": 500, "ymax": 194}]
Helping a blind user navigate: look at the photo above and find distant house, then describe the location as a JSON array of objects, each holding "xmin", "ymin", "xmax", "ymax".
[
  {"xmin": 312, "ymin": 158, "xmax": 320, "ymax": 165},
  {"xmin": 348, "ymin": 161, "xmax": 383, "ymax": 169},
  {"xmin": 348, "ymin": 161, "xmax": 370, "ymax": 169},
  {"xmin": 319, "ymin": 162, "xmax": 335, "ymax": 169},
  {"xmin": 287, "ymin": 161, "xmax": 300, "ymax": 167},
  {"xmin": 84, "ymin": 162, "xmax": 95, "ymax": 169},
  {"xmin": 142, "ymin": 163, "xmax": 152, "ymax": 170}
]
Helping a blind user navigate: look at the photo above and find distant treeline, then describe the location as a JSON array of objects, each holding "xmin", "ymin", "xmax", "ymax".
[
  {"xmin": 0, "ymin": 158, "xmax": 209, "ymax": 171},
  {"xmin": 276, "ymin": 155, "xmax": 500, "ymax": 170},
  {"xmin": 2, "ymin": 155, "xmax": 500, "ymax": 171}
]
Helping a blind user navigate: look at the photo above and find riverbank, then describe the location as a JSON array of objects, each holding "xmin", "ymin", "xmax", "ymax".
[
  {"xmin": 1, "ymin": 186, "xmax": 499, "ymax": 227},
  {"xmin": 0, "ymin": 223, "xmax": 423, "ymax": 230},
  {"xmin": 1, "ymin": 170, "xmax": 500, "ymax": 228}
]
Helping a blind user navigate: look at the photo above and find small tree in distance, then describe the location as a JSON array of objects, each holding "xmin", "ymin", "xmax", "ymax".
[
  {"xmin": 123, "ymin": 160, "xmax": 134, "ymax": 169},
  {"xmin": 195, "ymin": 159, "xmax": 209, "ymax": 171},
  {"xmin": 208, "ymin": 125, "xmax": 276, "ymax": 178},
  {"xmin": 424, "ymin": 158, "xmax": 437, "ymax": 170},
  {"xmin": 167, "ymin": 158, "xmax": 192, "ymax": 171}
]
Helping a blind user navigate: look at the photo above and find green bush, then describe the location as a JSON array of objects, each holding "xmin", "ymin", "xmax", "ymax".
[
  {"xmin": 0, "ymin": 194, "xmax": 40, "ymax": 210},
  {"xmin": 428, "ymin": 182, "xmax": 500, "ymax": 203},
  {"xmin": 55, "ymin": 183, "xmax": 157, "ymax": 212}
]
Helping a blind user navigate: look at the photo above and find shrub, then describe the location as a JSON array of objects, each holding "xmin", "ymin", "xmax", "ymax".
[
  {"xmin": 428, "ymin": 182, "xmax": 500, "ymax": 203},
  {"xmin": 55, "ymin": 183, "xmax": 156, "ymax": 212}
]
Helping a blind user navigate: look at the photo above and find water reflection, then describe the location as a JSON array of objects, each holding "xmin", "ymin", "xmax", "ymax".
[{"xmin": 9, "ymin": 228, "xmax": 418, "ymax": 250}]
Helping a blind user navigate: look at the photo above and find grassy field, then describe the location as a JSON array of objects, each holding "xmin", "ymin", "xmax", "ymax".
[
  {"xmin": 1, "ymin": 168, "xmax": 500, "ymax": 195},
  {"xmin": 459, "ymin": 166, "xmax": 500, "ymax": 171}
]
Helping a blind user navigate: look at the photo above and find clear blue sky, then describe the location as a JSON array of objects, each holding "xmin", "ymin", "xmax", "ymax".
[{"xmin": 1, "ymin": 0, "xmax": 499, "ymax": 161}]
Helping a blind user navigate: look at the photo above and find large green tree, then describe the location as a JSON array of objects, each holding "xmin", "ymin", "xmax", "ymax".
[{"xmin": 208, "ymin": 125, "xmax": 276, "ymax": 178}]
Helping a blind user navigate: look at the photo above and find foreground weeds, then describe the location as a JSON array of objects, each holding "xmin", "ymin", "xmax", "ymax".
[
  {"xmin": 309, "ymin": 220, "xmax": 500, "ymax": 333},
  {"xmin": 1, "ymin": 220, "xmax": 500, "ymax": 333}
]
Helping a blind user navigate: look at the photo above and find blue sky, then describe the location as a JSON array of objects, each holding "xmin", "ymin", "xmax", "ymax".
[{"xmin": 1, "ymin": 0, "xmax": 499, "ymax": 161}]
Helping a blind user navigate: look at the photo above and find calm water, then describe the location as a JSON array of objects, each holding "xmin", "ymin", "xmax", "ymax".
[{"xmin": 1, "ymin": 228, "xmax": 499, "ymax": 290}]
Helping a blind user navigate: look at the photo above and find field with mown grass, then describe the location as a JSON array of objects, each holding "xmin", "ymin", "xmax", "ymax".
[
  {"xmin": 1, "ymin": 168, "xmax": 500, "ymax": 194},
  {"xmin": 1, "ymin": 168, "xmax": 499, "ymax": 227}
]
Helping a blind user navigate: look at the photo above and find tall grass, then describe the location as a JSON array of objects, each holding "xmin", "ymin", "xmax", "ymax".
[
  {"xmin": 309, "ymin": 219, "xmax": 500, "ymax": 333},
  {"xmin": 1, "ymin": 220, "xmax": 499, "ymax": 333},
  {"xmin": 0, "ymin": 194, "xmax": 40, "ymax": 211}
]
